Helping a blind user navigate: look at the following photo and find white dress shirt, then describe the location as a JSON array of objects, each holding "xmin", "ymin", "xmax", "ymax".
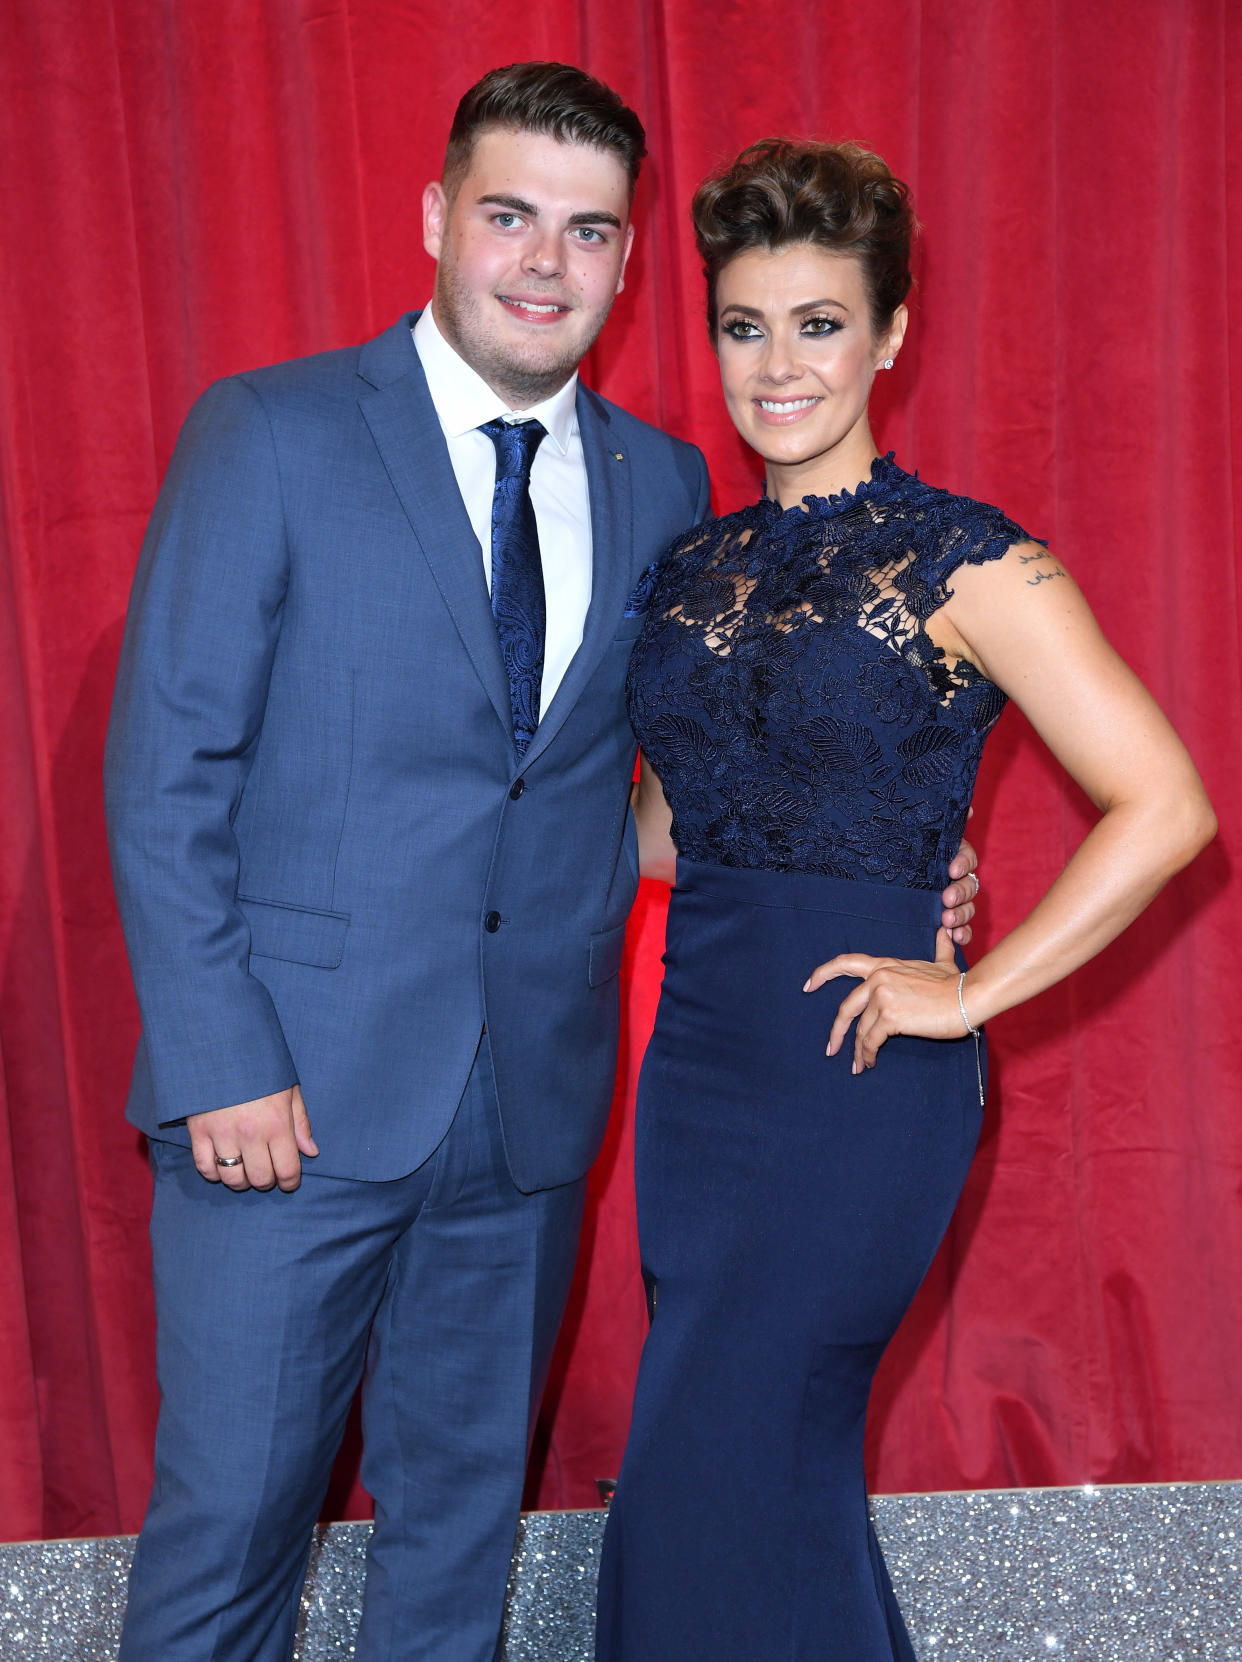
[{"xmin": 412, "ymin": 305, "xmax": 593, "ymax": 715}]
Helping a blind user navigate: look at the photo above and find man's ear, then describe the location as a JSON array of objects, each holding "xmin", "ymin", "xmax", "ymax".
[{"xmin": 423, "ymin": 181, "xmax": 447, "ymax": 262}]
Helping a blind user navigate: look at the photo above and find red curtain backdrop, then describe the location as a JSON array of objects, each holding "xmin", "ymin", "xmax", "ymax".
[{"xmin": 1, "ymin": 0, "xmax": 1238, "ymax": 1540}]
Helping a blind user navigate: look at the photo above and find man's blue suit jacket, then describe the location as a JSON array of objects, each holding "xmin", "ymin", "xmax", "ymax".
[{"xmin": 104, "ymin": 314, "xmax": 710, "ymax": 1190}]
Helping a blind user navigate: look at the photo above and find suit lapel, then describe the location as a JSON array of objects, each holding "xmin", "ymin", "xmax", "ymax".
[
  {"xmin": 518, "ymin": 384, "xmax": 634, "ymax": 771},
  {"xmin": 357, "ymin": 319, "xmax": 513, "ymax": 744},
  {"xmin": 357, "ymin": 322, "xmax": 634, "ymax": 771}
]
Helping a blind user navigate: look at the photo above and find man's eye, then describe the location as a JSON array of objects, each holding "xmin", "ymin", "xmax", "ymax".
[
  {"xmin": 574, "ymin": 227, "xmax": 603, "ymax": 243},
  {"xmin": 493, "ymin": 214, "xmax": 521, "ymax": 229}
]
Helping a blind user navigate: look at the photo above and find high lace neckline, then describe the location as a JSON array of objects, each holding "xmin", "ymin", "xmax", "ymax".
[
  {"xmin": 627, "ymin": 455, "xmax": 1034, "ymax": 888},
  {"xmin": 758, "ymin": 451, "xmax": 909, "ymax": 520}
]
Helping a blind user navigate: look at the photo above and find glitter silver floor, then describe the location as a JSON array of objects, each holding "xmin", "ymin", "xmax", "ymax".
[{"xmin": 1, "ymin": 1483, "xmax": 1238, "ymax": 1659}]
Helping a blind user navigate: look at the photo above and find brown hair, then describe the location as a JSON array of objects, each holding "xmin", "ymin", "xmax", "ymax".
[
  {"xmin": 443, "ymin": 62, "xmax": 647, "ymax": 198},
  {"xmin": 692, "ymin": 139, "xmax": 916, "ymax": 336}
]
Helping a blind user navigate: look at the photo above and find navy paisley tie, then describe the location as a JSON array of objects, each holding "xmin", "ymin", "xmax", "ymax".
[{"xmin": 479, "ymin": 417, "xmax": 547, "ymax": 756}]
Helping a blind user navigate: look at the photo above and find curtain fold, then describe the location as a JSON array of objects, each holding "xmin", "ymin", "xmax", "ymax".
[{"xmin": 0, "ymin": 0, "xmax": 1237, "ymax": 1538}]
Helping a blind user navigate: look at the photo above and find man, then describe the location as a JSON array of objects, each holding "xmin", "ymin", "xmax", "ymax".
[{"xmin": 105, "ymin": 61, "xmax": 978, "ymax": 1662}]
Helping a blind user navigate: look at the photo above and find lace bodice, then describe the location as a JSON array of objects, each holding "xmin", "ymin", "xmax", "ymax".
[{"xmin": 626, "ymin": 455, "xmax": 1036, "ymax": 890}]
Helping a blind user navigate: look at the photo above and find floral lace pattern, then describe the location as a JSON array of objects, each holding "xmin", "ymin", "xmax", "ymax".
[{"xmin": 627, "ymin": 455, "xmax": 1037, "ymax": 890}]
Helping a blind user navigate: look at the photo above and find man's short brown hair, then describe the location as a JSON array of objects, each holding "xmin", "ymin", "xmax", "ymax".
[{"xmin": 443, "ymin": 62, "xmax": 647, "ymax": 198}]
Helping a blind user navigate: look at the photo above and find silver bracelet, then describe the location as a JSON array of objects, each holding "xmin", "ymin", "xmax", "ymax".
[
  {"xmin": 956, "ymin": 971, "xmax": 980, "ymax": 1036},
  {"xmin": 957, "ymin": 971, "xmax": 985, "ymax": 1106}
]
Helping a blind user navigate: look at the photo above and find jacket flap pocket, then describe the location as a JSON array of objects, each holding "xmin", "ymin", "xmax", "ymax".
[
  {"xmin": 588, "ymin": 921, "xmax": 627, "ymax": 987},
  {"xmin": 239, "ymin": 896, "xmax": 349, "ymax": 969}
]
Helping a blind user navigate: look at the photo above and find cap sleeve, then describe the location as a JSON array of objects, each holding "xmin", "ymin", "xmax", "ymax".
[{"xmin": 902, "ymin": 489, "xmax": 1045, "ymax": 606}]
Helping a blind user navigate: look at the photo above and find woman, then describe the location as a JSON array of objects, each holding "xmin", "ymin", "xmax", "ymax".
[{"xmin": 594, "ymin": 140, "xmax": 1215, "ymax": 1661}]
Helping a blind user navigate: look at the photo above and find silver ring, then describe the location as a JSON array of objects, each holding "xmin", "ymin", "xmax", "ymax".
[
  {"xmin": 215, "ymin": 1154, "xmax": 243, "ymax": 1168},
  {"xmin": 967, "ymin": 872, "xmax": 981, "ymax": 898}
]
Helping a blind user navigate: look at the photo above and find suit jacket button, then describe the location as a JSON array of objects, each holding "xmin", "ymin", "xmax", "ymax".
[
  {"xmin": 509, "ymin": 778, "xmax": 526, "ymax": 800},
  {"xmin": 484, "ymin": 910, "xmax": 502, "ymax": 933}
]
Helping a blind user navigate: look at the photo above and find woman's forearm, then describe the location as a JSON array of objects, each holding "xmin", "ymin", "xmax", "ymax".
[{"xmin": 962, "ymin": 789, "xmax": 1216, "ymax": 1027}]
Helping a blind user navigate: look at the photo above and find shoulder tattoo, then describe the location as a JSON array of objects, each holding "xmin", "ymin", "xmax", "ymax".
[{"xmin": 1017, "ymin": 547, "xmax": 1068, "ymax": 587}]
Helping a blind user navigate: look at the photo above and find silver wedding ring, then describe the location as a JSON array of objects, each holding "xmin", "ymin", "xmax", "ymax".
[
  {"xmin": 967, "ymin": 872, "xmax": 980, "ymax": 898},
  {"xmin": 215, "ymin": 1154, "xmax": 243, "ymax": 1168}
]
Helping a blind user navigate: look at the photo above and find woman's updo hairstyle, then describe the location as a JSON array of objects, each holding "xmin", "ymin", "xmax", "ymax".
[{"xmin": 692, "ymin": 139, "xmax": 916, "ymax": 337}]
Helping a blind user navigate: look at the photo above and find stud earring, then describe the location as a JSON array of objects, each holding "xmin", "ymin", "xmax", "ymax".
[{"xmin": 882, "ymin": 357, "xmax": 895, "ymax": 370}]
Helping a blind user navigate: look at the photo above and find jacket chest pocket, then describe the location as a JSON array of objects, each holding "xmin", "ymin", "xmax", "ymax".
[{"xmin": 611, "ymin": 615, "xmax": 646, "ymax": 645}]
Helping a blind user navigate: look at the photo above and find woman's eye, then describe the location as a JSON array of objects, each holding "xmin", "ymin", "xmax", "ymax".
[
  {"xmin": 722, "ymin": 319, "xmax": 762, "ymax": 340},
  {"xmin": 802, "ymin": 315, "xmax": 843, "ymax": 336}
]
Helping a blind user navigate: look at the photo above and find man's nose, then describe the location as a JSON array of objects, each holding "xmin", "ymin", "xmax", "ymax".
[{"xmin": 523, "ymin": 233, "xmax": 565, "ymax": 279}]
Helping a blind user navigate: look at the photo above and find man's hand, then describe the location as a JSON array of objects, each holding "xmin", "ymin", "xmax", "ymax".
[
  {"xmin": 187, "ymin": 1086, "xmax": 318, "ymax": 1193},
  {"xmin": 941, "ymin": 813, "xmax": 980, "ymax": 945}
]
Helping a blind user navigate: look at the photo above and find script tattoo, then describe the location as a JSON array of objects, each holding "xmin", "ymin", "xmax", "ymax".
[{"xmin": 1019, "ymin": 549, "xmax": 1068, "ymax": 586}]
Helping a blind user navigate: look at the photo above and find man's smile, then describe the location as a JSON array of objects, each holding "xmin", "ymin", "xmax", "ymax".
[{"xmin": 498, "ymin": 293, "xmax": 572, "ymax": 322}]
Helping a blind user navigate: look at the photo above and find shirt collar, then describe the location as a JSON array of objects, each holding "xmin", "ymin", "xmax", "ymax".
[{"xmin": 412, "ymin": 304, "xmax": 579, "ymax": 455}]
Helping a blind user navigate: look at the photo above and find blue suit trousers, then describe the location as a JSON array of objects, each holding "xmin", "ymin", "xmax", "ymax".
[{"xmin": 120, "ymin": 1038, "xmax": 585, "ymax": 1662}]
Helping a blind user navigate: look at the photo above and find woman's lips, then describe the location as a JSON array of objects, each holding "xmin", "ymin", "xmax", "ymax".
[{"xmin": 752, "ymin": 395, "xmax": 823, "ymax": 426}]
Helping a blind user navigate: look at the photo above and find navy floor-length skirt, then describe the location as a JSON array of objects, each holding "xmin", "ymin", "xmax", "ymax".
[{"xmin": 595, "ymin": 859, "xmax": 986, "ymax": 1662}]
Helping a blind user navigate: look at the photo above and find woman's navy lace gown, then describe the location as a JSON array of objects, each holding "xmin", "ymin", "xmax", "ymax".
[{"xmin": 595, "ymin": 457, "xmax": 1033, "ymax": 1661}]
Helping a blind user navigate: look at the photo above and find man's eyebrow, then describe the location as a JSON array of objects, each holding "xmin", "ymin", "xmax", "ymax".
[
  {"xmin": 475, "ymin": 194, "xmax": 622, "ymax": 231},
  {"xmin": 567, "ymin": 210, "xmax": 622, "ymax": 230},
  {"xmin": 477, "ymin": 193, "xmax": 538, "ymax": 215}
]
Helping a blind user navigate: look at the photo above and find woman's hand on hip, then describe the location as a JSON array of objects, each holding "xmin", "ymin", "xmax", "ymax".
[{"xmin": 804, "ymin": 929, "xmax": 964, "ymax": 1072}]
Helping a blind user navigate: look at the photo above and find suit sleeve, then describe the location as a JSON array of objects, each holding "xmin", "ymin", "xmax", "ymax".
[
  {"xmin": 691, "ymin": 445, "xmax": 712, "ymax": 525},
  {"xmin": 103, "ymin": 375, "xmax": 298, "ymax": 1122}
]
